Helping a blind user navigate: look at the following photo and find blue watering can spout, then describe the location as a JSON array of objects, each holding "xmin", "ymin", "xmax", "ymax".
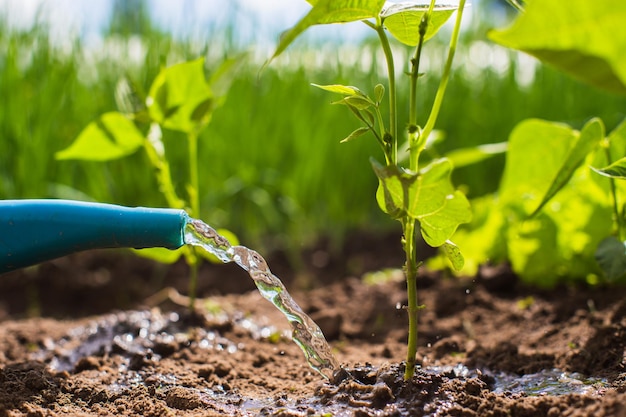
[{"xmin": 0, "ymin": 200, "xmax": 188, "ymax": 273}]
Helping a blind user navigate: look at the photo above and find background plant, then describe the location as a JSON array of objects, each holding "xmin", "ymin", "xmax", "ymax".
[
  {"xmin": 431, "ymin": 0, "xmax": 626, "ymax": 285},
  {"xmin": 270, "ymin": 0, "xmax": 472, "ymax": 379},
  {"xmin": 56, "ymin": 56, "xmax": 242, "ymax": 307}
]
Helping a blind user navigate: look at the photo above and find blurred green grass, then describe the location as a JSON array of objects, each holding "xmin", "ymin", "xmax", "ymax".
[{"xmin": 2, "ymin": 9, "xmax": 626, "ymax": 256}]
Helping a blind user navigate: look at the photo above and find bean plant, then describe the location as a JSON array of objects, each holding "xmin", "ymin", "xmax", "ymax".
[
  {"xmin": 56, "ymin": 56, "xmax": 242, "ymax": 308},
  {"xmin": 440, "ymin": 0, "xmax": 626, "ymax": 285},
  {"xmin": 271, "ymin": 0, "xmax": 470, "ymax": 379}
]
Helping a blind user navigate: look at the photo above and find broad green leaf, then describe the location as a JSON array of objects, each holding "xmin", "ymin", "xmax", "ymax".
[
  {"xmin": 56, "ymin": 112, "xmax": 144, "ymax": 161},
  {"xmin": 499, "ymin": 119, "xmax": 579, "ymax": 215},
  {"xmin": 595, "ymin": 236, "xmax": 626, "ymax": 282},
  {"xmin": 444, "ymin": 142, "xmax": 507, "ymax": 169},
  {"xmin": 341, "ymin": 127, "xmax": 370, "ymax": 143},
  {"xmin": 207, "ymin": 53, "xmax": 247, "ymax": 98},
  {"xmin": 592, "ymin": 157, "xmax": 626, "ymax": 180},
  {"xmin": 312, "ymin": 84, "xmax": 364, "ymax": 96},
  {"xmin": 441, "ymin": 240, "xmax": 464, "ymax": 271},
  {"xmin": 428, "ymin": 195, "xmax": 507, "ymax": 276},
  {"xmin": 371, "ymin": 158, "xmax": 472, "ymax": 246},
  {"xmin": 271, "ymin": 0, "xmax": 385, "ymax": 60},
  {"xmin": 147, "ymin": 58, "xmax": 214, "ymax": 133},
  {"xmin": 371, "ymin": 158, "xmax": 416, "ymax": 219},
  {"xmin": 531, "ymin": 118, "xmax": 605, "ymax": 216},
  {"xmin": 381, "ymin": 3, "xmax": 457, "ymax": 46},
  {"xmin": 508, "ymin": 166, "xmax": 613, "ymax": 286},
  {"xmin": 417, "ymin": 189, "xmax": 472, "ymax": 247},
  {"xmin": 489, "ymin": 0, "xmax": 626, "ymax": 94},
  {"xmin": 507, "ymin": 213, "xmax": 562, "ymax": 287},
  {"xmin": 408, "ymin": 159, "xmax": 471, "ymax": 246}
]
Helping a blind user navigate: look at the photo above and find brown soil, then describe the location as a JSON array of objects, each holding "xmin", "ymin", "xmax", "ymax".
[{"xmin": 0, "ymin": 234, "xmax": 625, "ymax": 416}]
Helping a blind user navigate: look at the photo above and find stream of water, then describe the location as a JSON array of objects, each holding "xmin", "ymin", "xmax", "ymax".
[{"xmin": 183, "ymin": 217, "xmax": 339, "ymax": 379}]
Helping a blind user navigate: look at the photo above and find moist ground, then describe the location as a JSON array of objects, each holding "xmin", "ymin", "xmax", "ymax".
[{"xmin": 0, "ymin": 232, "xmax": 624, "ymax": 416}]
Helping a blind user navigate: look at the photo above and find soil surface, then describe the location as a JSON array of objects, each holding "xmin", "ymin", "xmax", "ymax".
[{"xmin": 0, "ymin": 232, "xmax": 625, "ymax": 416}]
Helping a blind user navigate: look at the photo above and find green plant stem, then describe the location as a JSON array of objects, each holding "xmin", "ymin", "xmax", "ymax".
[
  {"xmin": 408, "ymin": 0, "xmax": 436, "ymax": 171},
  {"xmin": 188, "ymin": 130, "xmax": 200, "ymax": 218},
  {"xmin": 604, "ymin": 145, "xmax": 624, "ymax": 240},
  {"xmin": 373, "ymin": 23, "xmax": 397, "ymax": 165},
  {"xmin": 187, "ymin": 130, "xmax": 201, "ymax": 309},
  {"xmin": 414, "ymin": 0, "xmax": 466, "ymax": 168},
  {"xmin": 143, "ymin": 125, "xmax": 185, "ymax": 209},
  {"xmin": 403, "ymin": 217, "xmax": 419, "ymax": 380}
]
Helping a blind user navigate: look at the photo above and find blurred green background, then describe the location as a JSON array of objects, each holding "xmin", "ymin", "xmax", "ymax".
[{"xmin": 1, "ymin": 0, "xmax": 625, "ymax": 257}]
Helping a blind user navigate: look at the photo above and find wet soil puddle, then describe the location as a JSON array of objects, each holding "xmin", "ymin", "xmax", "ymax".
[
  {"xmin": 32, "ymin": 309, "xmax": 281, "ymax": 372},
  {"xmin": 29, "ymin": 309, "xmax": 610, "ymax": 416}
]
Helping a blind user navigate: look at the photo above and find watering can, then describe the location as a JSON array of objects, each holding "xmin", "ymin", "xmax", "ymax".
[{"xmin": 0, "ymin": 200, "xmax": 187, "ymax": 273}]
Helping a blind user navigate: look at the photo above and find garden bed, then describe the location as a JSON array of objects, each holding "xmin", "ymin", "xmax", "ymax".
[{"xmin": 0, "ymin": 237, "xmax": 624, "ymax": 416}]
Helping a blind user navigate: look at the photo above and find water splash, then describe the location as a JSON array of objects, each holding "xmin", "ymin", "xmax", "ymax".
[{"xmin": 184, "ymin": 218, "xmax": 339, "ymax": 379}]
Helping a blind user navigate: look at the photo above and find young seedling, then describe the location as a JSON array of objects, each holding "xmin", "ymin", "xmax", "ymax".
[
  {"xmin": 271, "ymin": 0, "xmax": 470, "ymax": 379},
  {"xmin": 56, "ymin": 56, "xmax": 243, "ymax": 308}
]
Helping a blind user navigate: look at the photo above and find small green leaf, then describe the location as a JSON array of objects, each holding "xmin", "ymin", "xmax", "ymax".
[
  {"xmin": 489, "ymin": 0, "xmax": 626, "ymax": 94},
  {"xmin": 333, "ymin": 95, "xmax": 374, "ymax": 110},
  {"xmin": 371, "ymin": 158, "xmax": 416, "ymax": 219},
  {"xmin": 441, "ymin": 240, "xmax": 465, "ymax": 271},
  {"xmin": 374, "ymin": 83, "xmax": 385, "ymax": 104},
  {"xmin": 531, "ymin": 117, "xmax": 605, "ymax": 216},
  {"xmin": 271, "ymin": 0, "xmax": 386, "ymax": 61},
  {"xmin": 341, "ymin": 127, "xmax": 370, "ymax": 143},
  {"xmin": 313, "ymin": 83, "xmax": 364, "ymax": 96},
  {"xmin": 595, "ymin": 236, "xmax": 626, "ymax": 282},
  {"xmin": 56, "ymin": 112, "xmax": 144, "ymax": 161},
  {"xmin": 381, "ymin": 3, "xmax": 457, "ymax": 46},
  {"xmin": 147, "ymin": 58, "xmax": 214, "ymax": 133},
  {"xmin": 371, "ymin": 158, "xmax": 471, "ymax": 246},
  {"xmin": 362, "ymin": 108, "xmax": 375, "ymax": 126},
  {"xmin": 592, "ymin": 157, "xmax": 626, "ymax": 180},
  {"xmin": 407, "ymin": 159, "xmax": 472, "ymax": 247}
]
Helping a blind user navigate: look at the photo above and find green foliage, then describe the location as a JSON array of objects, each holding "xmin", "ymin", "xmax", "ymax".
[
  {"xmin": 429, "ymin": 0, "xmax": 626, "ymax": 286},
  {"xmin": 148, "ymin": 58, "xmax": 215, "ymax": 133},
  {"xmin": 56, "ymin": 112, "xmax": 144, "ymax": 161},
  {"xmin": 489, "ymin": 0, "xmax": 626, "ymax": 94},
  {"xmin": 271, "ymin": 0, "xmax": 386, "ymax": 60},
  {"xmin": 596, "ymin": 237, "xmax": 626, "ymax": 281},
  {"xmin": 371, "ymin": 158, "xmax": 471, "ymax": 246},
  {"xmin": 438, "ymin": 117, "xmax": 626, "ymax": 285},
  {"xmin": 529, "ymin": 118, "xmax": 604, "ymax": 216},
  {"xmin": 55, "ymin": 56, "xmax": 242, "ymax": 305},
  {"xmin": 381, "ymin": 3, "xmax": 456, "ymax": 46}
]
